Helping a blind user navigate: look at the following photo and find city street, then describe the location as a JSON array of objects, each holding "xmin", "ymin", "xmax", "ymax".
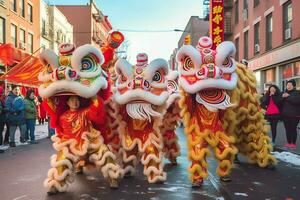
[
  {"xmin": 1, "ymin": 1, "xmax": 300, "ymax": 200},
  {"xmin": 0, "ymin": 127, "xmax": 299, "ymax": 200}
]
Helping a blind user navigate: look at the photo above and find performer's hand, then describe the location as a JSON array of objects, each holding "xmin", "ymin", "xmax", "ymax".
[
  {"xmin": 91, "ymin": 95, "xmax": 99, "ymax": 107},
  {"xmin": 282, "ymin": 93, "xmax": 290, "ymax": 98}
]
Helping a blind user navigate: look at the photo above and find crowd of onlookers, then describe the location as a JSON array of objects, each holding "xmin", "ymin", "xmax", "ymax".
[
  {"xmin": 0, "ymin": 85, "xmax": 53, "ymax": 148},
  {"xmin": 261, "ymin": 79, "xmax": 300, "ymax": 150}
]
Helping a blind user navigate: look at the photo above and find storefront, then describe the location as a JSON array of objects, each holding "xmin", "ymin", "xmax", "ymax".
[
  {"xmin": 248, "ymin": 39, "xmax": 300, "ymax": 93},
  {"xmin": 281, "ymin": 60, "xmax": 300, "ymax": 90}
]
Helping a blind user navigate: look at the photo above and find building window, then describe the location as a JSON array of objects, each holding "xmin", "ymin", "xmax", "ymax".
[
  {"xmin": 28, "ymin": 33, "xmax": 33, "ymax": 53},
  {"xmin": 42, "ymin": 19, "xmax": 46, "ymax": 35},
  {"xmin": 294, "ymin": 62, "xmax": 300, "ymax": 76},
  {"xmin": 283, "ymin": 63, "xmax": 293, "ymax": 79},
  {"xmin": 235, "ymin": 37, "xmax": 239, "ymax": 61},
  {"xmin": 243, "ymin": 0, "xmax": 248, "ymax": 20},
  {"xmin": 254, "ymin": 0, "xmax": 259, "ymax": 7},
  {"xmin": 254, "ymin": 22, "xmax": 260, "ymax": 54},
  {"xmin": 234, "ymin": 1, "xmax": 239, "ymax": 24},
  {"xmin": 11, "ymin": 0, "xmax": 17, "ymax": 12},
  {"xmin": 266, "ymin": 13, "xmax": 273, "ymax": 51},
  {"xmin": 0, "ymin": 17, "xmax": 5, "ymax": 44},
  {"xmin": 19, "ymin": 0, "xmax": 25, "ymax": 17},
  {"xmin": 20, "ymin": 28, "xmax": 25, "ymax": 46},
  {"xmin": 10, "ymin": 24, "xmax": 17, "ymax": 47},
  {"xmin": 244, "ymin": 31, "xmax": 248, "ymax": 60},
  {"xmin": 28, "ymin": 4, "xmax": 33, "ymax": 23},
  {"xmin": 283, "ymin": 1, "xmax": 292, "ymax": 41},
  {"xmin": 265, "ymin": 68, "xmax": 275, "ymax": 83}
]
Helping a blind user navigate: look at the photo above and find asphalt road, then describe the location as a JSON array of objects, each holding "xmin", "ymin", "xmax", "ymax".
[{"xmin": 0, "ymin": 127, "xmax": 299, "ymax": 200}]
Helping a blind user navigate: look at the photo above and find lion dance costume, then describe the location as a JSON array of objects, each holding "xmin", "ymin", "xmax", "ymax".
[
  {"xmin": 114, "ymin": 53, "xmax": 169, "ymax": 183},
  {"xmin": 161, "ymin": 70, "xmax": 181, "ymax": 164},
  {"xmin": 39, "ymin": 44, "xmax": 123, "ymax": 194},
  {"xmin": 176, "ymin": 37, "xmax": 276, "ymax": 186}
]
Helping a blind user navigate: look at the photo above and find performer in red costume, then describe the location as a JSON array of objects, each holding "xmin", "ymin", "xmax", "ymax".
[{"xmin": 39, "ymin": 43, "xmax": 122, "ymax": 194}]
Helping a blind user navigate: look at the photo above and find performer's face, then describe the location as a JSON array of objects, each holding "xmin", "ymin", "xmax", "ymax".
[
  {"xmin": 12, "ymin": 87, "xmax": 20, "ymax": 96},
  {"xmin": 286, "ymin": 82, "xmax": 294, "ymax": 91},
  {"xmin": 67, "ymin": 96, "xmax": 80, "ymax": 111}
]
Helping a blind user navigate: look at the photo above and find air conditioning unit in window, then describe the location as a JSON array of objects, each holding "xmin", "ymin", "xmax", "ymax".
[
  {"xmin": 285, "ymin": 28, "xmax": 291, "ymax": 40},
  {"xmin": 19, "ymin": 42, "xmax": 26, "ymax": 50},
  {"xmin": 243, "ymin": 9, "xmax": 248, "ymax": 21},
  {"xmin": 254, "ymin": 44, "xmax": 260, "ymax": 53}
]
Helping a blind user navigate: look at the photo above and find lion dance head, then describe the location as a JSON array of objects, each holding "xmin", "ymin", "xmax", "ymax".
[{"xmin": 114, "ymin": 53, "xmax": 169, "ymax": 121}]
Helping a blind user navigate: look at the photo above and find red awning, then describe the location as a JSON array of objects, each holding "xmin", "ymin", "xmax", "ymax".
[{"xmin": 0, "ymin": 44, "xmax": 43, "ymax": 87}]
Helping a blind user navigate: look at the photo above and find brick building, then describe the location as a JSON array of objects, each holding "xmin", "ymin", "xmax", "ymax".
[
  {"xmin": 226, "ymin": 0, "xmax": 300, "ymax": 92},
  {"xmin": 56, "ymin": 0, "xmax": 112, "ymax": 49},
  {"xmin": 0, "ymin": 0, "xmax": 40, "ymax": 54},
  {"xmin": 169, "ymin": 16, "xmax": 209, "ymax": 70}
]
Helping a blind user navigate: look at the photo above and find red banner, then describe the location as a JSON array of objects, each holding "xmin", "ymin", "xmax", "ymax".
[{"xmin": 209, "ymin": 0, "xmax": 224, "ymax": 49}]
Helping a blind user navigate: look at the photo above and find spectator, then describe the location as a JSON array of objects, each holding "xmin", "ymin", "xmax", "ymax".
[
  {"xmin": 0, "ymin": 87, "xmax": 6, "ymax": 145},
  {"xmin": 5, "ymin": 85, "xmax": 26, "ymax": 147},
  {"xmin": 281, "ymin": 79, "xmax": 300, "ymax": 149},
  {"xmin": 24, "ymin": 90, "xmax": 38, "ymax": 144},
  {"xmin": 3, "ymin": 86, "xmax": 11, "ymax": 144},
  {"xmin": 47, "ymin": 116, "xmax": 55, "ymax": 138},
  {"xmin": 261, "ymin": 85, "xmax": 282, "ymax": 145},
  {"xmin": 37, "ymin": 96, "xmax": 46, "ymax": 125}
]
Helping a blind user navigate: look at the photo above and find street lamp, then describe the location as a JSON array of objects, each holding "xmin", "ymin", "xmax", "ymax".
[{"xmin": 174, "ymin": 29, "xmax": 190, "ymax": 33}]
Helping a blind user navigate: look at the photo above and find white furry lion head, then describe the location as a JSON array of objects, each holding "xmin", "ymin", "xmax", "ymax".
[
  {"xmin": 114, "ymin": 53, "xmax": 169, "ymax": 121},
  {"xmin": 38, "ymin": 43, "xmax": 108, "ymax": 98}
]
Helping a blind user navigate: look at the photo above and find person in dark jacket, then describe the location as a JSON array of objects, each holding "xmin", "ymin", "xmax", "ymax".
[
  {"xmin": 261, "ymin": 85, "xmax": 282, "ymax": 145},
  {"xmin": 0, "ymin": 86, "xmax": 6, "ymax": 145},
  {"xmin": 24, "ymin": 90, "xmax": 38, "ymax": 144},
  {"xmin": 281, "ymin": 79, "xmax": 300, "ymax": 149},
  {"xmin": 5, "ymin": 85, "xmax": 26, "ymax": 147}
]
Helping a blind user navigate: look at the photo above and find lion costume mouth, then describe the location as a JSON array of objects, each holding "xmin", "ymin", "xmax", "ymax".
[
  {"xmin": 114, "ymin": 89, "xmax": 169, "ymax": 106},
  {"xmin": 38, "ymin": 76, "xmax": 108, "ymax": 98}
]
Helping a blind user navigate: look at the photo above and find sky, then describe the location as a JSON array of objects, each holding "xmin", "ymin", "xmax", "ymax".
[{"xmin": 49, "ymin": 0, "xmax": 204, "ymax": 63}]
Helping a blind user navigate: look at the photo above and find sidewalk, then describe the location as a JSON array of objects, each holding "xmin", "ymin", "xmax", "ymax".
[
  {"xmin": 0, "ymin": 123, "xmax": 49, "ymax": 152},
  {"xmin": 269, "ymin": 121, "xmax": 300, "ymax": 155}
]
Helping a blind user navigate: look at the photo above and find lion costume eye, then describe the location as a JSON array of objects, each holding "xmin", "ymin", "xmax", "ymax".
[
  {"xmin": 167, "ymin": 80, "xmax": 178, "ymax": 91},
  {"xmin": 81, "ymin": 54, "xmax": 97, "ymax": 72},
  {"xmin": 119, "ymin": 74, "xmax": 127, "ymax": 83},
  {"xmin": 183, "ymin": 56, "xmax": 194, "ymax": 71},
  {"xmin": 153, "ymin": 71, "xmax": 163, "ymax": 83},
  {"xmin": 46, "ymin": 64, "xmax": 53, "ymax": 73},
  {"xmin": 222, "ymin": 57, "xmax": 233, "ymax": 68}
]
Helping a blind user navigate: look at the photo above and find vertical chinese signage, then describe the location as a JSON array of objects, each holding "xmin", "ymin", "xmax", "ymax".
[{"xmin": 209, "ymin": 0, "xmax": 224, "ymax": 49}]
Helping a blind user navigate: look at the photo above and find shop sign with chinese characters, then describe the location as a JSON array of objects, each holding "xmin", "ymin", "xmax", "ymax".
[{"xmin": 209, "ymin": 0, "xmax": 224, "ymax": 49}]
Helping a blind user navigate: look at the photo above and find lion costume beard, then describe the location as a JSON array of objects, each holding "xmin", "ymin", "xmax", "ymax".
[{"xmin": 126, "ymin": 103, "xmax": 161, "ymax": 122}]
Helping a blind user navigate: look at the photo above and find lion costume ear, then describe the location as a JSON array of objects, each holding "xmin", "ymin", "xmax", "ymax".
[
  {"xmin": 71, "ymin": 44, "xmax": 105, "ymax": 71},
  {"xmin": 145, "ymin": 58, "xmax": 169, "ymax": 80},
  {"xmin": 115, "ymin": 58, "xmax": 133, "ymax": 79},
  {"xmin": 39, "ymin": 49, "xmax": 59, "ymax": 68},
  {"xmin": 215, "ymin": 41, "xmax": 236, "ymax": 66}
]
